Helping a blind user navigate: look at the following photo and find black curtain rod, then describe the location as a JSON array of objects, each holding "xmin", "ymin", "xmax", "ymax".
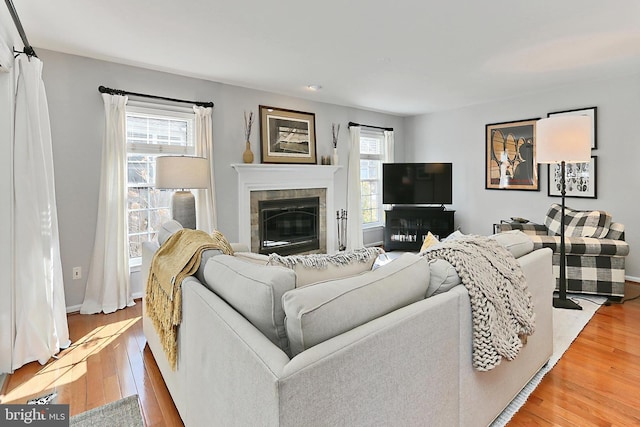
[
  {"xmin": 4, "ymin": 0, "xmax": 36, "ymax": 57},
  {"xmin": 348, "ymin": 121, "xmax": 393, "ymax": 132},
  {"xmin": 98, "ymin": 85, "xmax": 214, "ymax": 108}
]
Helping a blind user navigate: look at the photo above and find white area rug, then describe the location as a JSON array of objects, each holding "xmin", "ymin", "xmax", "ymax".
[{"xmin": 491, "ymin": 294, "xmax": 607, "ymax": 426}]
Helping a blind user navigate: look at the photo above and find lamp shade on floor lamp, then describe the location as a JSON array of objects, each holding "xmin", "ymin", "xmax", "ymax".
[
  {"xmin": 155, "ymin": 156, "xmax": 209, "ymax": 229},
  {"xmin": 536, "ymin": 115, "xmax": 591, "ymax": 309}
]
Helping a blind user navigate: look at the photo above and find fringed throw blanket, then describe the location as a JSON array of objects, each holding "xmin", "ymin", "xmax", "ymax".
[
  {"xmin": 145, "ymin": 229, "xmax": 233, "ymax": 370},
  {"xmin": 268, "ymin": 247, "xmax": 384, "ymax": 269},
  {"xmin": 423, "ymin": 236, "xmax": 535, "ymax": 371}
]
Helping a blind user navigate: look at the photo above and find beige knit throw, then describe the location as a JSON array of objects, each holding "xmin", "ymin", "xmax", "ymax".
[
  {"xmin": 423, "ymin": 236, "xmax": 535, "ymax": 371},
  {"xmin": 145, "ymin": 229, "xmax": 234, "ymax": 370}
]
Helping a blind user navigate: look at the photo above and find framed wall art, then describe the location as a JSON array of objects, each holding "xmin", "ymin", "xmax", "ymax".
[
  {"xmin": 548, "ymin": 106, "xmax": 597, "ymax": 149},
  {"xmin": 259, "ymin": 105, "xmax": 317, "ymax": 164},
  {"xmin": 485, "ymin": 118, "xmax": 540, "ymax": 191},
  {"xmin": 548, "ymin": 155, "xmax": 597, "ymax": 199}
]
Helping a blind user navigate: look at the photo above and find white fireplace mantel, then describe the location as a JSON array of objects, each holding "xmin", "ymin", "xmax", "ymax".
[{"xmin": 232, "ymin": 164, "xmax": 342, "ymax": 253}]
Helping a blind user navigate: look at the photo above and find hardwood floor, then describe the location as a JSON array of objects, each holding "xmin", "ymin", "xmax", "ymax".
[
  {"xmin": 1, "ymin": 284, "xmax": 639, "ymax": 426},
  {"xmin": 0, "ymin": 302, "xmax": 183, "ymax": 427}
]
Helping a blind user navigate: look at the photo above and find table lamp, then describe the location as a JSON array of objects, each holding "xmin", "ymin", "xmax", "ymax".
[{"xmin": 155, "ymin": 156, "xmax": 209, "ymax": 229}]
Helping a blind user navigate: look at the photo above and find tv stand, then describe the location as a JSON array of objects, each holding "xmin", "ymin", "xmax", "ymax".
[{"xmin": 384, "ymin": 206, "xmax": 455, "ymax": 252}]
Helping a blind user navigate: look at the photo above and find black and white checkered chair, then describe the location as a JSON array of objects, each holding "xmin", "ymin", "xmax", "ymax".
[{"xmin": 498, "ymin": 204, "xmax": 629, "ymax": 300}]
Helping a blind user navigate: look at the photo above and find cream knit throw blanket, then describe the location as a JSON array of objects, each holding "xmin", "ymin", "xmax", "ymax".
[
  {"xmin": 423, "ymin": 236, "xmax": 535, "ymax": 371},
  {"xmin": 146, "ymin": 229, "xmax": 234, "ymax": 370}
]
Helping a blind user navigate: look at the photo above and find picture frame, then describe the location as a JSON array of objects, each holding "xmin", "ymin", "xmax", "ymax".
[
  {"xmin": 548, "ymin": 155, "xmax": 597, "ymax": 199},
  {"xmin": 548, "ymin": 106, "xmax": 597, "ymax": 149},
  {"xmin": 485, "ymin": 118, "xmax": 540, "ymax": 191},
  {"xmin": 259, "ymin": 105, "xmax": 317, "ymax": 164}
]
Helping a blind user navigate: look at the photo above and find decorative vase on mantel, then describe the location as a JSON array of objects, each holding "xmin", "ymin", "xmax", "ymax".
[
  {"xmin": 243, "ymin": 141, "xmax": 254, "ymax": 163},
  {"xmin": 332, "ymin": 148, "xmax": 339, "ymax": 165}
]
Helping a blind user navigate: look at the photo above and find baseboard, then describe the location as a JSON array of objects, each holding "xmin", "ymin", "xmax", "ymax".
[
  {"xmin": 626, "ymin": 275, "xmax": 640, "ymax": 285},
  {"xmin": 66, "ymin": 291, "xmax": 144, "ymax": 314}
]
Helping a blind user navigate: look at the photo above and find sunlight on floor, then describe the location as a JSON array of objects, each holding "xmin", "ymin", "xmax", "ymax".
[{"xmin": 0, "ymin": 317, "xmax": 140, "ymax": 404}]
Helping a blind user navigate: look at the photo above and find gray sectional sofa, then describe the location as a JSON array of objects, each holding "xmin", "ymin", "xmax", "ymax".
[{"xmin": 141, "ymin": 232, "xmax": 554, "ymax": 426}]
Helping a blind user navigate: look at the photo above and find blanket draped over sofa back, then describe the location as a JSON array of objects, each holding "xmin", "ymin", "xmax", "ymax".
[
  {"xmin": 424, "ymin": 236, "xmax": 535, "ymax": 371},
  {"xmin": 146, "ymin": 229, "xmax": 233, "ymax": 369}
]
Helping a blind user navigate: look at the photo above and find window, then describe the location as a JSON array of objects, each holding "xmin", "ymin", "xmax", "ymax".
[
  {"xmin": 126, "ymin": 104, "xmax": 195, "ymax": 264},
  {"xmin": 360, "ymin": 130, "xmax": 385, "ymax": 227}
]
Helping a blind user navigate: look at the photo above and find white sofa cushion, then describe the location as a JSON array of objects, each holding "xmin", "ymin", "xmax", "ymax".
[
  {"xmin": 282, "ymin": 253, "xmax": 430, "ymax": 356},
  {"xmin": 489, "ymin": 230, "xmax": 534, "ymax": 258},
  {"xmin": 426, "ymin": 259, "xmax": 461, "ymax": 297},
  {"xmin": 267, "ymin": 248, "xmax": 383, "ymax": 287},
  {"xmin": 157, "ymin": 220, "xmax": 183, "ymax": 245},
  {"xmin": 203, "ymin": 255, "xmax": 296, "ymax": 355}
]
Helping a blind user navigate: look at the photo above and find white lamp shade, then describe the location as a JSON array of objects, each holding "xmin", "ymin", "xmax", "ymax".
[
  {"xmin": 536, "ymin": 115, "xmax": 591, "ymax": 164},
  {"xmin": 155, "ymin": 156, "xmax": 209, "ymax": 189}
]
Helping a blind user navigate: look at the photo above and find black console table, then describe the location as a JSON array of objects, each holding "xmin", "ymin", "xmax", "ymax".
[{"xmin": 384, "ymin": 207, "xmax": 455, "ymax": 252}]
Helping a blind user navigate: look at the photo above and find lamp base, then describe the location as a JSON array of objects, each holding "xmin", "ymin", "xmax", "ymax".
[
  {"xmin": 172, "ymin": 190, "xmax": 196, "ymax": 229},
  {"xmin": 553, "ymin": 296, "xmax": 582, "ymax": 310}
]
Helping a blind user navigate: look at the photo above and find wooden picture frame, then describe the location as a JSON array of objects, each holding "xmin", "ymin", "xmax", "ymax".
[
  {"xmin": 485, "ymin": 118, "xmax": 540, "ymax": 191},
  {"xmin": 548, "ymin": 107, "xmax": 597, "ymax": 149},
  {"xmin": 548, "ymin": 155, "xmax": 597, "ymax": 199},
  {"xmin": 259, "ymin": 105, "xmax": 317, "ymax": 164}
]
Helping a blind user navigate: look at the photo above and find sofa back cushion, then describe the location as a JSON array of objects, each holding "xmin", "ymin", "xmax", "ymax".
[
  {"xmin": 426, "ymin": 258, "xmax": 461, "ymax": 297},
  {"xmin": 203, "ymin": 255, "xmax": 296, "ymax": 355},
  {"xmin": 267, "ymin": 247, "xmax": 383, "ymax": 287},
  {"xmin": 282, "ymin": 253, "xmax": 430, "ymax": 356},
  {"xmin": 545, "ymin": 203, "xmax": 611, "ymax": 238},
  {"xmin": 489, "ymin": 230, "xmax": 534, "ymax": 258}
]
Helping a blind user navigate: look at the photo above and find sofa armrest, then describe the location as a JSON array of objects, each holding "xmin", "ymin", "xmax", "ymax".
[{"xmin": 497, "ymin": 223, "xmax": 548, "ymax": 236}]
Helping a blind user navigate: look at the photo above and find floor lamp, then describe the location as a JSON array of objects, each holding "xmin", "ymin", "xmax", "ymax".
[
  {"xmin": 536, "ymin": 115, "xmax": 591, "ymax": 310},
  {"xmin": 155, "ymin": 156, "xmax": 209, "ymax": 229}
]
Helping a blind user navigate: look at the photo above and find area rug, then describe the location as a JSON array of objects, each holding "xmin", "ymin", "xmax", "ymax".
[
  {"xmin": 490, "ymin": 294, "xmax": 607, "ymax": 426},
  {"xmin": 70, "ymin": 394, "xmax": 143, "ymax": 427}
]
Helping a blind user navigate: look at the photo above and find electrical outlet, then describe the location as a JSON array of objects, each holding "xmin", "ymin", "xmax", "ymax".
[{"xmin": 72, "ymin": 267, "xmax": 81, "ymax": 280}]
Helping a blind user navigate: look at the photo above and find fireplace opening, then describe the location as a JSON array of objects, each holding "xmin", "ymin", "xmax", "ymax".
[{"xmin": 259, "ymin": 197, "xmax": 320, "ymax": 255}]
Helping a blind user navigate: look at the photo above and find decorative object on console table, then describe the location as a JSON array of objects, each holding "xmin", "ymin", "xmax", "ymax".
[
  {"xmin": 537, "ymin": 114, "xmax": 591, "ymax": 310},
  {"xmin": 259, "ymin": 105, "xmax": 317, "ymax": 164},
  {"xmin": 332, "ymin": 123, "xmax": 340, "ymax": 165},
  {"xmin": 243, "ymin": 110, "xmax": 254, "ymax": 163},
  {"xmin": 548, "ymin": 106, "xmax": 597, "ymax": 149},
  {"xmin": 155, "ymin": 156, "xmax": 209, "ymax": 229},
  {"xmin": 485, "ymin": 118, "xmax": 540, "ymax": 191},
  {"xmin": 548, "ymin": 155, "xmax": 597, "ymax": 199}
]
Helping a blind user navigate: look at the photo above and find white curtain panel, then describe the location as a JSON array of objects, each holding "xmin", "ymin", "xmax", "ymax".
[
  {"xmin": 384, "ymin": 130, "xmax": 395, "ymax": 163},
  {"xmin": 347, "ymin": 126, "xmax": 364, "ymax": 250},
  {"xmin": 81, "ymin": 94, "xmax": 134, "ymax": 314},
  {"xmin": 12, "ymin": 56, "xmax": 70, "ymax": 370},
  {"xmin": 193, "ymin": 106, "xmax": 217, "ymax": 232}
]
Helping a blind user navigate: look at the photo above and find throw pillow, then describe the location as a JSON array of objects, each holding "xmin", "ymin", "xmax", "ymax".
[
  {"xmin": 267, "ymin": 247, "xmax": 384, "ymax": 287},
  {"xmin": 419, "ymin": 231, "xmax": 440, "ymax": 253},
  {"xmin": 545, "ymin": 203, "xmax": 611, "ymax": 238},
  {"xmin": 203, "ymin": 255, "xmax": 296, "ymax": 356},
  {"xmin": 157, "ymin": 220, "xmax": 183, "ymax": 246},
  {"xmin": 282, "ymin": 253, "xmax": 430, "ymax": 356},
  {"xmin": 489, "ymin": 230, "xmax": 534, "ymax": 258},
  {"xmin": 426, "ymin": 258, "xmax": 461, "ymax": 297}
]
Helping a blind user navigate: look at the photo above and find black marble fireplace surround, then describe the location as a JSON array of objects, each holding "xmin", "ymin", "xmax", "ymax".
[{"xmin": 258, "ymin": 197, "xmax": 320, "ymax": 255}]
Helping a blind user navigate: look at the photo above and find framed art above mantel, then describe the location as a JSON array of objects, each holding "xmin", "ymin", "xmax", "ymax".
[{"xmin": 259, "ymin": 105, "xmax": 317, "ymax": 164}]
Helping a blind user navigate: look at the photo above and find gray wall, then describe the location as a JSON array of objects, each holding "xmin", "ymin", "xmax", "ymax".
[
  {"xmin": 37, "ymin": 49, "xmax": 404, "ymax": 309},
  {"xmin": 404, "ymin": 73, "xmax": 640, "ymax": 280}
]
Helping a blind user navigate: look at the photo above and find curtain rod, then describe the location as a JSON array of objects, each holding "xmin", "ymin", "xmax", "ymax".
[
  {"xmin": 348, "ymin": 121, "xmax": 393, "ymax": 132},
  {"xmin": 4, "ymin": 0, "xmax": 37, "ymax": 57},
  {"xmin": 98, "ymin": 85, "xmax": 214, "ymax": 108}
]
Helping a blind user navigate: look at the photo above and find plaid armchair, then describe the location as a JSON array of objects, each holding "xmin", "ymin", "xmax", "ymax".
[{"xmin": 498, "ymin": 204, "xmax": 629, "ymax": 299}]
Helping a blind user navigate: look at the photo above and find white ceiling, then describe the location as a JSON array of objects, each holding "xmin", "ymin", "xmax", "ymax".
[{"xmin": 10, "ymin": 0, "xmax": 640, "ymax": 116}]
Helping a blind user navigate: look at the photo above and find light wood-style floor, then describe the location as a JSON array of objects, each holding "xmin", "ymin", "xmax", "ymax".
[{"xmin": 1, "ymin": 284, "xmax": 639, "ymax": 426}]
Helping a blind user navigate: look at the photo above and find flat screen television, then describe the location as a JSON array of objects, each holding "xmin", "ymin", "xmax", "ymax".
[{"xmin": 382, "ymin": 162, "xmax": 453, "ymax": 205}]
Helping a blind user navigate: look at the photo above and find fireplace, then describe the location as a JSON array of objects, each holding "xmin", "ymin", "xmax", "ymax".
[{"xmin": 259, "ymin": 197, "xmax": 320, "ymax": 255}]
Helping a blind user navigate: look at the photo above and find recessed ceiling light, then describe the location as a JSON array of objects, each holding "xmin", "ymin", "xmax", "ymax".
[{"xmin": 307, "ymin": 85, "xmax": 322, "ymax": 91}]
